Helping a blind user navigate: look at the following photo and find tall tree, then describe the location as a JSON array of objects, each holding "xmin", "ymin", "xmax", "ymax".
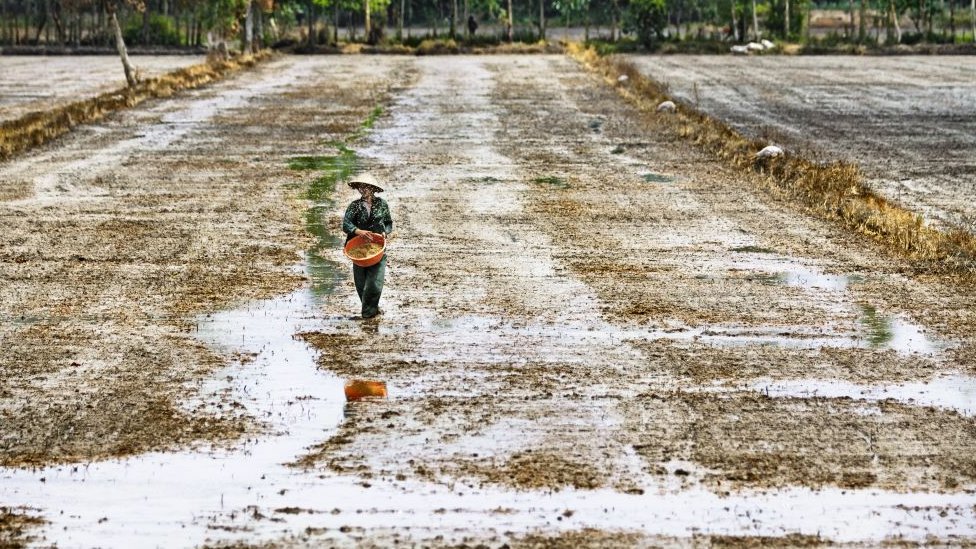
[
  {"xmin": 539, "ymin": 0, "xmax": 545, "ymax": 39},
  {"xmin": 751, "ymin": 0, "xmax": 759, "ymax": 39},
  {"xmin": 506, "ymin": 0, "xmax": 513, "ymax": 40},
  {"xmin": 363, "ymin": 0, "xmax": 369, "ymax": 39},
  {"xmin": 103, "ymin": 0, "xmax": 139, "ymax": 86},
  {"xmin": 450, "ymin": 0, "xmax": 458, "ymax": 37}
]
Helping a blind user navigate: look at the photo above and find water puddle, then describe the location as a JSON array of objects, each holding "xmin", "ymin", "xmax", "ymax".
[
  {"xmin": 710, "ymin": 254, "xmax": 944, "ymax": 355},
  {"xmin": 750, "ymin": 374, "xmax": 976, "ymax": 417},
  {"xmin": 0, "ymin": 285, "xmax": 347, "ymax": 547},
  {"xmin": 377, "ymin": 312, "xmax": 931, "ymax": 359}
]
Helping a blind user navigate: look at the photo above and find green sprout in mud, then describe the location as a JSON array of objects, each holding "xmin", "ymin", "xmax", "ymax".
[
  {"xmin": 533, "ymin": 175, "xmax": 570, "ymax": 189},
  {"xmin": 730, "ymin": 245, "xmax": 777, "ymax": 254},
  {"xmin": 859, "ymin": 304, "xmax": 894, "ymax": 348},
  {"xmin": 286, "ymin": 133, "xmax": 367, "ymax": 303},
  {"xmin": 611, "ymin": 145, "xmax": 626, "ymax": 154},
  {"xmin": 348, "ymin": 105, "xmax": 384, "ymax": 141},
  {"xmin": 288, "ymin": 141, "xmax": 359, "ymax": 203},
  {"xmin": 642, "ymin": 172, "xmax": 674, "ymax": 183},
  {"xmin": 361, "ymin": 106, "xmax": 384, "ymax": 130}
]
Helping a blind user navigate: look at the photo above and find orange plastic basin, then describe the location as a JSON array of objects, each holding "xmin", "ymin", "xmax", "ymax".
[
  {"xmin": 343, "ymin": 234, "xmax": 386, "ymax": 268},
  {"xmin": 344, "ymin": 379, "xmax": 388, "ymax": 401}
]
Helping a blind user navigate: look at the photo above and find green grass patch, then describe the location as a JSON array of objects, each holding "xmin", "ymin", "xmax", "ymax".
[
  {"xmin": 859, "ymin": 304, "xmax": 893, "ymax": 347},
  {"xmin": 360, "ymin": 106, "xmax": 384, "ymax": 131},
  {"xmin": 533, "ymin": 176, "xmax": 570, "ymax": 189},
  {"xmin": 642, "ymin": 172, "xmax": 674, "ymax": 183},
  {"xmin": 288, "ymin": 156, "xmax": 334, "ymax": 171}
]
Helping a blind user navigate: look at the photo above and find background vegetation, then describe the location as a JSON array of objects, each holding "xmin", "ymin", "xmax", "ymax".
[{"xmin": 0, "ymin": 0, "xmax": 974, "ymax": 52}]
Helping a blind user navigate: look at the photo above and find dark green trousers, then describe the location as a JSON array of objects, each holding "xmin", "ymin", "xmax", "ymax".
[{"xmin": 353, "ymin": 256, "xmax": 386, "ymax": 318}]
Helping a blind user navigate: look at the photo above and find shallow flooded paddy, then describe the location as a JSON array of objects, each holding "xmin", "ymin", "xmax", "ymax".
[
  {"xmin": 0, "ymin": 55, "xmax": 206, "ymax": 122},
  {"xmin": 1, "ymin": 54, "xmax": 975, "ymax": 547},
  {"xmin": 626, "ymin": 55, "xmax": 976, "ymax": 233}
]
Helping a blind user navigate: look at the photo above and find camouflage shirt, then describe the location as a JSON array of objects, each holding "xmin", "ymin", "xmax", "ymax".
[{"xmin": 342, "ymin": 197, "xmax": 393, "ymax": 243}]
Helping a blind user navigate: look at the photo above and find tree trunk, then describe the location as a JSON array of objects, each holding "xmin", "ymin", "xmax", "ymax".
[
  {"xmin": 859, "ymin": 0, "xmax": 866, "ymax": 41},
  {"xmin": 971, "ymin": 0, "xmax": 975, "ymax": 42},
  {"xmin": 731, "ymin": 1, "xmax": 739, "ymax": 41},
  {"xmin": 890, "ymin": 0, "xmax": 902, "ymax": 42},
  {"xmin": 397, "ymin": 0, "xmax": 403, "ymax": 39},
  {"xmin": 34, "ymin": 0, "xmax": 47, "ymax": 43},
  {"xmin": 142, "ymin": 0, "xmax": 150, "ymax": 45},
  {"xmin": 848, "ymin": 0, "xmax": 854, "ymax": 37},
  {"xmin": 540, "ymin": 0, "xmax": 546, "ymax": 40},
  {"xmin": 244, "ymin": 0, "xmax": 254, "ymax": 51},
  {"xmin": 610, "ymin": 0, "xmax": 619, "ymax": 41},
  {"xmin": 306, "ymin": 0, "xmax": 313, "ymax": 45},
  {"xmin": 108, "ymin": 5, "xmax": 137, "ymax": 87},
  {"xmin": 751, "ymin": 0, "xmax": 759, "ymax": 39},
  {"xmin": 450, "ymin": 0, "xmax": 457, "ymax": 38},
  {"xmin": 255, "ymin": 0, "xmax": 264, "ymax": 48},
  {"xmin": 948, "ymin": 0, "xmax": 955, "ymax": 39},
  {"xmin": 785, "ymin": 0, "xmax": 790, "ymax": 37},
  {"xmin": 364, "ymin": 0, "xmax": 370, "ymax": 41},
  {"xmin": 506, "ymin": 0, "xmax": 513, "ymax": 41}
]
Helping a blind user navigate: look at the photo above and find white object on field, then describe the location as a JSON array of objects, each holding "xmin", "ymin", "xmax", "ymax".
[
  {"xmin": 730, "ymin": 44, "xmax": 750, "ymax": 54},
  {"xmin": 617, "ymin": 74, "xmax": 629, "ymax": 83},
  {"xmin": 756, "ymin": 145, "xmax": 784, "ymax": 159},
  {"xmin": 746, "ymin": 42, "xmax": 765, "ymax": 51},
  {"xmin": 761, "ymin": 39, "xmax": 776, "ymax": 49},
  {"xmin": 656, "ymin": 100, "xmax": 677, "ymax": 113}
]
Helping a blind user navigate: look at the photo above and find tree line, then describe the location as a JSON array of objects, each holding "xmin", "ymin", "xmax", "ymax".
[{"xmin": 1, "ymin": 0, "xmax": 973, "ymax": 50}]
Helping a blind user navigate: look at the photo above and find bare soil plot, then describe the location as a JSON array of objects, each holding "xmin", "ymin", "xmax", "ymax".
[
  {"xmin": 626, "ymin": 55, "xmax": 976, "ymax": 233},
  {"xmin": 1, "ymin": 54, "xmax": 975, "ymax": 546},
  {"xmin": 0, "ymin": 55, "xmax": 206, "ymax": 122}
]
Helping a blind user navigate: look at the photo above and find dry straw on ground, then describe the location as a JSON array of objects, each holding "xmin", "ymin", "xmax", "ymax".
[
  {"xmin": 567, "ymin": 44, "xmax": 976, "ymax": 281},
  {"xmin": 0, "ymin": 51, "xmax": 272, "ymax": 162}
]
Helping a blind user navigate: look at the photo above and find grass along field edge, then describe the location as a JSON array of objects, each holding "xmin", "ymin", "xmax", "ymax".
[
  {"xmin": 0, "ymin": 50, "xmax": 273, "ymax": 162},
  {"xmin": 567, "ymin": 43, "xmax": 976, "ymax": 282}
]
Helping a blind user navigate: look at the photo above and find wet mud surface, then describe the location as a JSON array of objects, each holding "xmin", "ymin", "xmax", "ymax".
[
  {"xmin": 0, "ymin": 55, "xmax": 206, "ymax": 123},
  {"xmin": 0, "ymin": 56, "xmax": 413, "ymax": 466},
  {"xmin": 2, "ymin": 55, "xmax": 975, "ymax": 546},
  {"xmin": 625, "ymin": 55, "xmax": 976, "ymax": 233}
]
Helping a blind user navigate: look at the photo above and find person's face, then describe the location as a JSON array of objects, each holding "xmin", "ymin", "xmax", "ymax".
[{"xmin": 357, "ymin": 185, "xmax": 374, "ymax": 200}]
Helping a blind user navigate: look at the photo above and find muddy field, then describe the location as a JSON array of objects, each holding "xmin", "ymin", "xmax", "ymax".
[
  {"xmin": 1, "ymin": 54, "xmax": 975, "ymax": 547},
  {"xmin": 0, "ymin": 55, "xmax": 206, "ymax": 123},
  {"xmin": 626, "ymin": 55, "xmax": 976, "ymax": 234}
]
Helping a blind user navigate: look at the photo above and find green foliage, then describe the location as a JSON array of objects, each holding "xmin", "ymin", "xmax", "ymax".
[
  {"xmin": 628, "ymin": 0, "xmax": 667, "ymax": 46},
  {"xmin": 553, "ymin": 0, "xmax": 591, "ymax": 24},
  {"xmin": 124, "ymin": 13, "xmax": 182, "ymax": 46}
]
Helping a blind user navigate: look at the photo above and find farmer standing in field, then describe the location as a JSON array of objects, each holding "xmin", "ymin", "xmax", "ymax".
[{"xmin": 343, "ymin": 173, "xmax": 393, "ymax": 320}]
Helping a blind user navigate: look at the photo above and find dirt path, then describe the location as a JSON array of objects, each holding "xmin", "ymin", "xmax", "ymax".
[
  {"xmin": 626, "ymin": 55, "xmax": 976, "ymax": 233},
  {"xmin": 1, "ymin": 54, "xmax": 975, "ymax": 546}
]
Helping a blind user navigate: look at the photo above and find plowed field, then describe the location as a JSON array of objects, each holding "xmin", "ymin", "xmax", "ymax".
[
  {"xmin": 627, "ymin": 55, "xmax": 976, "ymax": 233},
  {"xmin": 1, "ymin": 54, "xmax": 974, "ymax": 547}
]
